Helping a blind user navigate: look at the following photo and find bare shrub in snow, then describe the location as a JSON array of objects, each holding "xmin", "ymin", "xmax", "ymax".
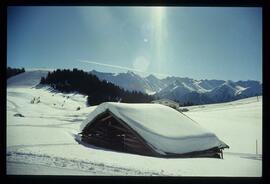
[
  {"xmin": 14, "ymin": 113, "xmax": 24, "ymax": 117},
  {"xmin": 178, "ymin": 108, "xmax": 189, "ymax": 112}
]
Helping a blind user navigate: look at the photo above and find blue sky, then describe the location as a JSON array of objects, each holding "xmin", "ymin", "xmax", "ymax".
[{"xmin": 7, "ymin": 6, "xmax": 262, "ymax": 81}]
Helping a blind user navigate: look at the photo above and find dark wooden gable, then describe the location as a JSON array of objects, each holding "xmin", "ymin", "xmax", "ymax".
[{"xmin": 81, "ymin": 110, "xmax": 157, "ymax": 157}]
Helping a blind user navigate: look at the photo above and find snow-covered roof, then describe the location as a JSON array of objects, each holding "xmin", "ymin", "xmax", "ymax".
[{"xmin": 80, "ymin": 102, "xmax": 228, "ymax": 155}]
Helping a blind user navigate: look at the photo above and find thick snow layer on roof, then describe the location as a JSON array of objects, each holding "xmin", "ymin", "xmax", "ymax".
[{"xmin": 80, "ymin": 102, "xmax": 228, "ymax": 155}]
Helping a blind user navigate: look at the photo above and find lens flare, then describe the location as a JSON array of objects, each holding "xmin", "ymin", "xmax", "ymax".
[{"xmin": 133, "ymin": 56, "xmax": 150, "ymax": 72}]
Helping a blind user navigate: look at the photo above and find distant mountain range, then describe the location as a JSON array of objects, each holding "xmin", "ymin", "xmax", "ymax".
[{"xmin": 90, "ymin": 70, "xmax": 262, "ymax": 105}]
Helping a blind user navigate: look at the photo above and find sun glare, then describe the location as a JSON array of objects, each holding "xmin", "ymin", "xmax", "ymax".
[{"xmin": 151, "ymin": 7, "xmax": 167, "ymax": 73}]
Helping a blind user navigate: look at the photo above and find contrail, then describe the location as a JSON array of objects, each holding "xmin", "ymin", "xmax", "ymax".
[
  {"xmin": 79, "ymin": 59, "xmax": 170, "ymax": 77},
  {"xmin": 79, "ymin": 60, "xmax": 143, "ymax": 72}
]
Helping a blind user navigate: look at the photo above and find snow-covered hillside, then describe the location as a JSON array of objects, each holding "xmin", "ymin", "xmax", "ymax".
[
  {"xmin": 7, "ymin": 69, "xmax": 48, "ymax": 88},
  {"xmin": 6, "ymin": 71, "xmax": 262, "ymax": 176},
  {"xmin": 186, "ymin": 96, "xmax": 262, "ymax": 155}
]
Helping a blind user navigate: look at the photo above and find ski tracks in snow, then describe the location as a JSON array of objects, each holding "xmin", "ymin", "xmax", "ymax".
[{"xmin": 6, "ymin": 151, "xmax": 165, "ymax": 176}]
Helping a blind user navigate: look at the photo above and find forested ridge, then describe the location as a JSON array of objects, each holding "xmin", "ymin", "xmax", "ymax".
[
  {"xmin": 40, "ymin": 68, "xmax": 154, "ymax": 106},
  {"xmin": 7, "ymin": 67, "xmax": 25, "ymax": 79}
]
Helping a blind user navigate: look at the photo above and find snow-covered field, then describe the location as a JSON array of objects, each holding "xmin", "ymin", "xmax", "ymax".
[{"xmin": 6, "ymin": 71, "xmax": 262, "ymax": 176}]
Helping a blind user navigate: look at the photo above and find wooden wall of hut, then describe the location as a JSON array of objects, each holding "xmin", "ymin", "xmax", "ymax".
[{"xmin": 81, "ymin": 112, "xmax": 155, "ymax": 156}]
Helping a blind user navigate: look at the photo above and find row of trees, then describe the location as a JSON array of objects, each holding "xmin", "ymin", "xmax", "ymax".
[
  {"xmin": 7, "ymin": 67, "xmax": 25, "ymax": 79},
  {"xmin": 40, "ymin": 68, "xmax": 154, "ymax": 106},
  {"xmin": 174, "ymin": 100, "xmax": 195, "ymax": 107}
]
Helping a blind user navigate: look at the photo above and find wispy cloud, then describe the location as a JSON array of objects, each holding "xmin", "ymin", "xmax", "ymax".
[{"xmin": 79, "ymin": 59, "xmax": 170, "ymax": 77}]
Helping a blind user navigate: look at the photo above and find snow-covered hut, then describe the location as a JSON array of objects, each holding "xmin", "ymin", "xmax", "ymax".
[{"xmin": 80, "ymin": 102, "xmax": 229, "ymax": 158}]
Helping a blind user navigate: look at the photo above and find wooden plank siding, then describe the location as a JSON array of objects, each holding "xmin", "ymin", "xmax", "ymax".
[{"xmin": 81, "ymin": 110, "xmax": 157, "ymax": 157}]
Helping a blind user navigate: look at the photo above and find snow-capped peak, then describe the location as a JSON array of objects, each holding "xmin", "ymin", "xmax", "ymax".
[{"xmin": 88, "ymin": 70, "xmax": 262, "ymax": 105}]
